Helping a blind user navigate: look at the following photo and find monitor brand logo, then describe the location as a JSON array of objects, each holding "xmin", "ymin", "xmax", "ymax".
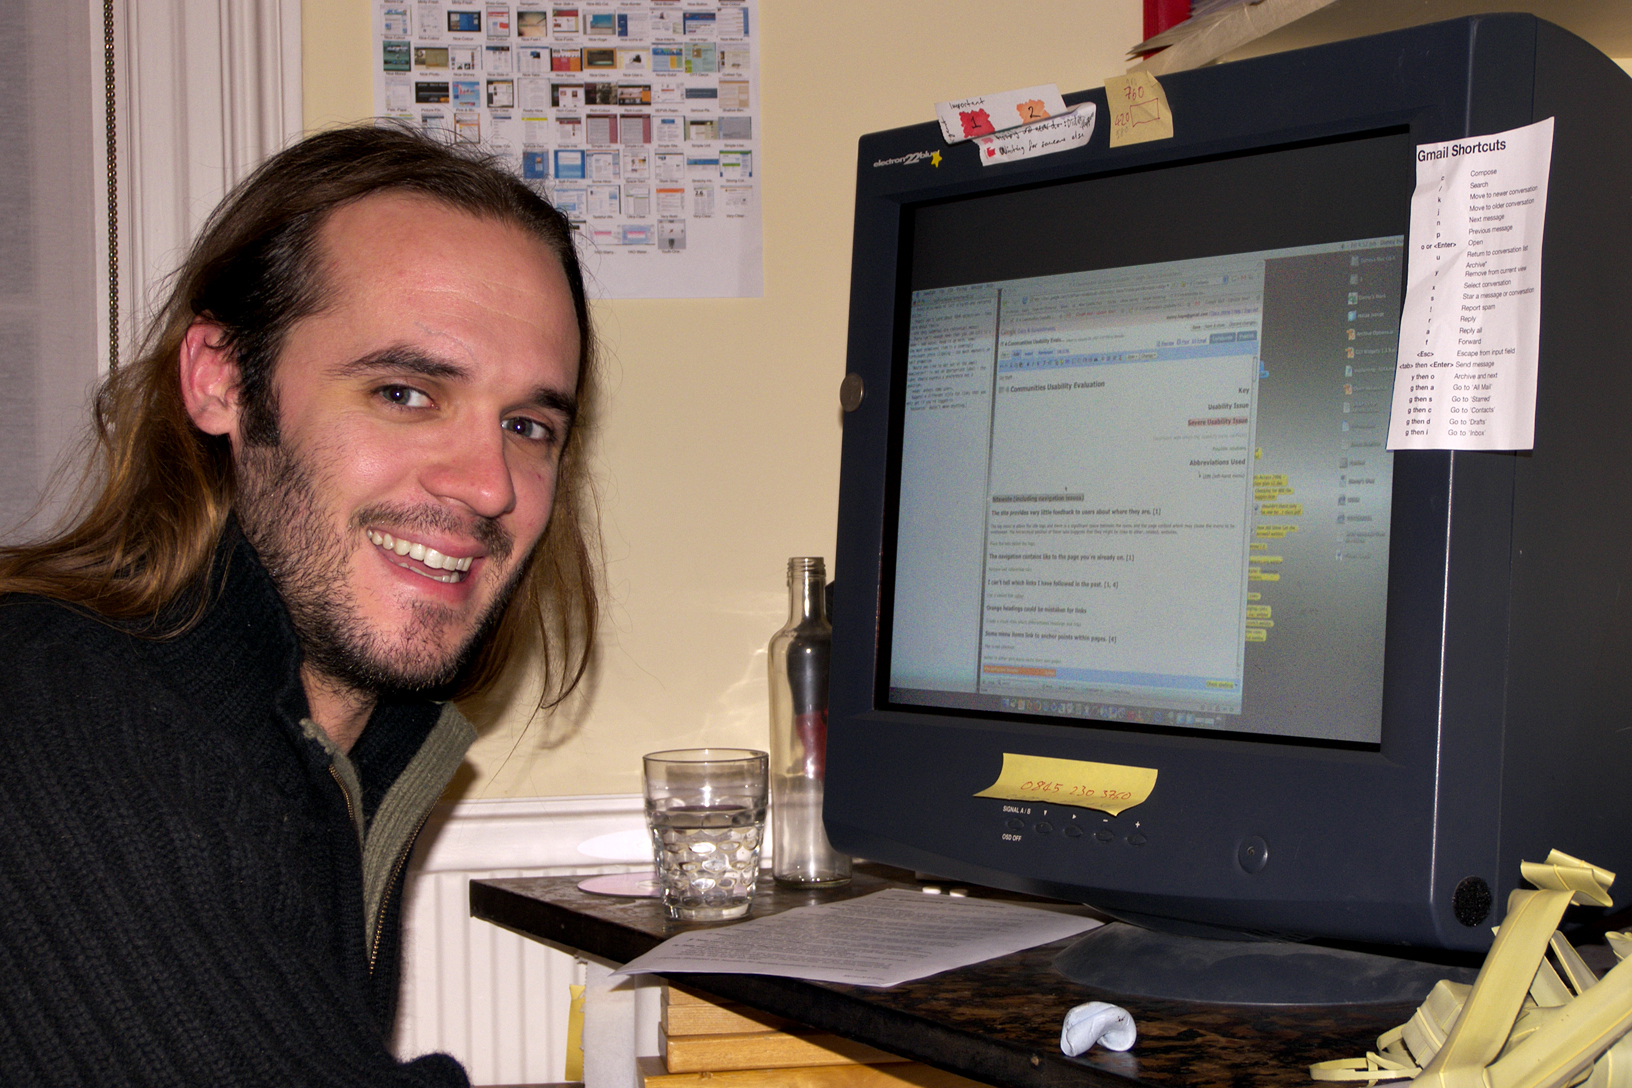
[{"xmin": 872, "ymin": 150, "xmax": 941, "ymax": 169}]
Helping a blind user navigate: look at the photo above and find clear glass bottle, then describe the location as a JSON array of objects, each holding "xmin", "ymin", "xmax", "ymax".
[{"xmin": 767, "ymin": 557, "xmax": 851, "ymax": 886}]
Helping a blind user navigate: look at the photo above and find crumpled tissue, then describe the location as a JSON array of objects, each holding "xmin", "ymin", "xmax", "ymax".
[{"xmin": 1060, "ymin": 1000, "xmax": 1137, "ymax": 1056}]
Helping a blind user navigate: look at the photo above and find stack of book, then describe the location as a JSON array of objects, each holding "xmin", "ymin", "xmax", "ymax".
[{"xmin": 636, "ymin": 984, "xmax": 985, "ymax": 1087}]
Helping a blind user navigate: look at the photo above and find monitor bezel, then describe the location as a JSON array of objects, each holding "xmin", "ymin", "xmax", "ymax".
[{"xmin": 871, "ymin": 126, "xmax": 1433, "ymax": 755}]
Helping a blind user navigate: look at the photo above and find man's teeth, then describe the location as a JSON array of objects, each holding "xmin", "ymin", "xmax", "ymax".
[{"xmin": 366, "ymin": 530, "xmax": 475, "ymax": 574}]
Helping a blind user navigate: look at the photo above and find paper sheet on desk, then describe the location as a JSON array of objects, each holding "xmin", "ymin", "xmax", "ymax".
[{"xmin": 613, "ymin": 888, "xmax": 1101, "ymax": 988}]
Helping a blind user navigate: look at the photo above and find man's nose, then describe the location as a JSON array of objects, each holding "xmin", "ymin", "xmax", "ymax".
[{"xmin": 423, "ymin": 423, "xmax": 517, "ymax": 519}]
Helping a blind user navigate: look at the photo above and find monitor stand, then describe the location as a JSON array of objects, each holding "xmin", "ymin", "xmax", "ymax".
[{"xmin": 1052, "ymin": 922, "xmax": 1479, "ymax": 1005}]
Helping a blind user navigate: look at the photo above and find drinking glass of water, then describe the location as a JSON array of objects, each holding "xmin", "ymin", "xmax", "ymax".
[{"xmin": 642, "ymin": 748, "xmax": 768, "ymax": 921}]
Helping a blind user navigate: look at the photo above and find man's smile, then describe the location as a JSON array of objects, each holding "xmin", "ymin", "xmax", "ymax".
[{"xmin": 366, "ymin": 528, "xmax": 476, "ymax": 583}]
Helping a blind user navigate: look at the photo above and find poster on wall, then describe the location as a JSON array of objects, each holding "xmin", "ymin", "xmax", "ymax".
[{"xmin": 373, "ymin": 0, "xmax": 763, "ymax": 299}]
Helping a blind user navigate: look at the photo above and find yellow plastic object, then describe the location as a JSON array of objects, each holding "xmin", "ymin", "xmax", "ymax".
[
  {"xmin": 565, "ymin": 982, "xmax": 586, "ymax": 1082},
  {"xmin": 1312, "ymin": 851, "xmax": 1632, "ymax": 1088}
]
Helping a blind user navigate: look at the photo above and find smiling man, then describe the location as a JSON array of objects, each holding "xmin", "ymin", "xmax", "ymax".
[{"xmin": 0, "ymin": 127, "xmax": 598, "ymax": 1085}]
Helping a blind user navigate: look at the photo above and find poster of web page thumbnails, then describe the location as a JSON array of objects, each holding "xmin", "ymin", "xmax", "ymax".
[{"xmin": 374, "ymin": 1, "xmax": 762, "ymax": 298}]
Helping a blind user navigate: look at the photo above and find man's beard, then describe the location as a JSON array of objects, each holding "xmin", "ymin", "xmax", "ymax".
[{"xmin": 234, "ymin": 438, "xmax": 523, "ymax": 696}]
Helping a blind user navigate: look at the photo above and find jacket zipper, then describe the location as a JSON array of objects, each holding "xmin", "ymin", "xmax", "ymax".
[
  {"xmin": 328, "ymin": 764, "xmax": 383, "ymax": 971},
  {"xmin": 368, "ymin": 808, "xmax": 434, "ymax": 974},
  {"xmin": 329, "ymin": 765, "xmax": 360, "ymax": 837}
]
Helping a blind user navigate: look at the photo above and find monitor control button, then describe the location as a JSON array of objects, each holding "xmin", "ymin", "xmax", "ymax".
[
  {"xmin": 1127, "ymin": 833, "xmax": 1148, "ymax": 846},
  {"xmin": 1095, "ymin": 829, "xmax": 1114, "ymax": 843},
  {"xmin": 1035, "ymin": 821, "xmax": 1054, "ymax": 834},
  {"xmin": 1238, "ymin": 835, "xmax": 1270, "ymax": 873},
  {"xmin": 1063, "ymin": 824, "xmax": 1083, "ymax": 838},
  {"xmin": 1005, "ymin": 817, "xmax": 1025, "ymax": 831}
]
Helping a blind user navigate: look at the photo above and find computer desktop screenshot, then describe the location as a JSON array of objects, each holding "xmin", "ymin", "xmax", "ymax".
[{"xmin": 889, "ymin": 237, "xmax": 1404, "ymax": 744}]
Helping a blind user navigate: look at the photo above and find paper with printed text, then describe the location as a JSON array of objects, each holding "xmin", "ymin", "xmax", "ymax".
[
  {"xmin": 1388, "ymin": 118, "xmax": 1553, "ymax": 450},
  {"xmin": 614, "ymin": 888, "xmax": 1101, "ymax": 987}
]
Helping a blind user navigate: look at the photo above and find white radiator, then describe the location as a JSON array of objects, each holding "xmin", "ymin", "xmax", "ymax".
[{"xmin": 392, "ymin": 795, "xmax": 649, "ymax": 1086}]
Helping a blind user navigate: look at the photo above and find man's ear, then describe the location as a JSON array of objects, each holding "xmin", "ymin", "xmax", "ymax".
[{"xmin": 179, "ymin": 319, "xmax": 243, "ymax": 441}]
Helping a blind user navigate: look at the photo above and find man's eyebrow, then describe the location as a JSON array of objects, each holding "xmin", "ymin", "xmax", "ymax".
[
  {"xmin": 333, "ymin": 346, "xmax": 578, "ymax": 423},
  {"xmin": 532, "ymin": 387, "xmax": 578, "ymax": 426},
  {"xmin": 332, "ymin": 347, "xmax": 470, "ymax": 382}
]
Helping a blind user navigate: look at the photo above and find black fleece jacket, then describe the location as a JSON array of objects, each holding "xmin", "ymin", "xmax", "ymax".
[{"xmin": 0, "ymin": 532, "xmax": 473, "ymax": 1086}]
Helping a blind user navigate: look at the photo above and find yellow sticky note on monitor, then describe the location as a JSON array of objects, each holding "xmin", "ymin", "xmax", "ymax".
[
  {"xmin": 1105, "ymin": 72, "xmax": 1173, "ymax": 147},
  {"xmin": 974, "ymin": 753, "xmax": 1157, "ymax": 816}
]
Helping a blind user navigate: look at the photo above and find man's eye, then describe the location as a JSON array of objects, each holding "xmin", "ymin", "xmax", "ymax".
[
  {"xmin": 504, "ymin": 416, "xmax": 553, "ymax": 442},
  {"xmin": 379, "ymin": 385, "xmax": 432, "ymax": 408}
]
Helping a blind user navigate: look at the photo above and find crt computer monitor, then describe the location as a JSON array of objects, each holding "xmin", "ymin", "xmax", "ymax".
[{"xmin": 824, "ymin": 13, "xmax": 1632, "ymax": 992}]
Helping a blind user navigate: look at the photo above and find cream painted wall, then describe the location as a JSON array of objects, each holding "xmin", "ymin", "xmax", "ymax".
[
  {"xmin": 301, "ymin": 0, "xmax": 1143, "ymax": 798},
  {"xmin": 301, "ymin": 4, "xmax": 1632, "ymax": 800}
]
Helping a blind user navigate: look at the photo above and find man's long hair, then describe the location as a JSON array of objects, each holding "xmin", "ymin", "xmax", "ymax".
[{"xmin": 0, "ymin": 124, "xmax": 599, "ymax": 707}]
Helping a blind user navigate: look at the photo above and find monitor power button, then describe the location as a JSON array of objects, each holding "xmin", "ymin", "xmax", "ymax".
[{"xmin": 1238, "ymin": 836, "xmax": 1270, "ymax": 874}]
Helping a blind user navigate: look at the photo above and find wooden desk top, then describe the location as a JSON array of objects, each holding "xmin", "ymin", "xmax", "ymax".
[{"xmin": 470, "ymin": 866, "xmax": 1414, "ymax": 1088}]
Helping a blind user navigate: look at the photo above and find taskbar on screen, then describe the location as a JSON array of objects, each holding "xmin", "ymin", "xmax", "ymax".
[{"xmin": 888, "ymin": 685, "xmax": 1232, "ymax": 732}]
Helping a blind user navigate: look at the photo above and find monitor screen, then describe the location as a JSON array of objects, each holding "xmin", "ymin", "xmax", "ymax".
[
  {"xmin": 890, "ymin": 238, "xmax": 1404, "ymax": 743},
  {"xmin": 885, "ymin": 135, "xmax": 1407, "ymax": 745}
]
